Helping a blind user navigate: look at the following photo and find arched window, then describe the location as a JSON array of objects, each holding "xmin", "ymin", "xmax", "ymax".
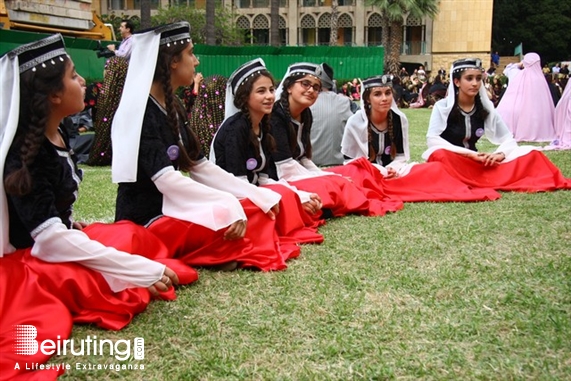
[
  {"xmin": 279, "ymin": 15, "xmax": 288, "ymax": 45},
  {"xmin": 300, "ymin": 14, "xmax": 316, "ymax": 46},
  {"xmin": 252, "ymin": 14, "xmax": 270, "ymax": 45},
  {"xmin": 338, "ymin": 13, "xmax": 353, "ymax": 46},
  {"xmin": 367, "ymin": 12, "xmax": 383, "ymax": 46},
  {"xmin": 237, "ymin": 15, "xmax": 251, "ymax": 44},
  {"xmin": 404, "ymin": 15, "xmax": 425, "ymax": 55},
  {"xmin": 317, "ymin": 13, "xmax": 331, "ymax": 46}
]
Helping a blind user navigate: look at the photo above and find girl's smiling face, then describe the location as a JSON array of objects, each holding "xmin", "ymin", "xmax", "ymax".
[
  {"xmin": 247, "ymin": 75, "xmax": 275, "ymax": 119},
  {"xmin": 289, "ymin": 74, "xmax": 321, "ymax": 108}
]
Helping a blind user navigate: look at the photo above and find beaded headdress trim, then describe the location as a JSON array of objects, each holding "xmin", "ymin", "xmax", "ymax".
[
  {"xmin": 8, "ymin": 34, "xmax": 67, "ymax": 74},
  {"xmin": 362, "ymin": 74, "xmax": 394, "ymax": 89},
  {"xmin": 229, "ymin": 58, "xmax": 267, "ymax": 94}
]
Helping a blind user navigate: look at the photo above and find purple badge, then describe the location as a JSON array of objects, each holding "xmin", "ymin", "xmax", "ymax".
[
  {"xmin": 384, "ymin": 146, "xmax": 392, "ymax": 155},
  {"xmin": 246, "ymin": 158, "xmax": 258, "ymax": 170},
  {"xmin": 167, "ymin": 145, "xmax": 180, "ymax": 161},
  {"xmin": 475, "ymin": 128, "xmax": 484, "ymax": 137}
]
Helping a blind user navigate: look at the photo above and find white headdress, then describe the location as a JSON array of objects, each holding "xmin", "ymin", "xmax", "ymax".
[
  {"xmin": 1, "ymin": 34, "xmax": 68, "ymax": 255},
  {"xmin": 224, "ymin": 58, "xmax": 267, "ymax": 121},
  {"xmin": 111, "ymin": 22, "xmax": 191, "ymax": 183},
  {"xmin": 342, "ymin": 74, "xmax": 410, "ymax": 163}
]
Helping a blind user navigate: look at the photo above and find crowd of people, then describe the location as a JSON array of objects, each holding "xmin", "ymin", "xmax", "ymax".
[{"xmin": 1, "ymin": 21, "xmax": 570, "ymax": 379}]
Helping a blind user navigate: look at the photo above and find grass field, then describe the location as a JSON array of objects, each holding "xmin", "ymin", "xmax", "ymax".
[{"xmin": 56, "ymin": 108, "xmax": 571, "ymax": 380}]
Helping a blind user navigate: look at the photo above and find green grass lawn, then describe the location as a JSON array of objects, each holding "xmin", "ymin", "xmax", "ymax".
[{"xmin": 58, "ymin": 108, "xmax": 571, "ymax": 380}]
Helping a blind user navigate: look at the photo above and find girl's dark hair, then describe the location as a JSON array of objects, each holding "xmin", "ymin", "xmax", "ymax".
[
  {"xmin": 363, "ymin": 87, "xmax": 397, "ymax": 161},
  {"xmin": 449, "ymin": 70, "xmax": 489, "ymax": 125},
  {"xmin": 4, "ymin": 56, "xmax": 69, "ymax": 196},
  {"xmin": 233, "ymin": 70, "xmax": 277, "ymax": 156},
  {"xmin": 277, "ymin": 73, "xmax": 314, "ymax": 159},
  {"xmin": 154, "ymin": 40, "xmax": 201, "ymax": 171}
]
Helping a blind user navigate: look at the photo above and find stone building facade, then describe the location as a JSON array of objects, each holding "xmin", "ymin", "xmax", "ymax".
[{"xmin": 97, "ymin": 0, "xmax": 495, "ymax": 72}]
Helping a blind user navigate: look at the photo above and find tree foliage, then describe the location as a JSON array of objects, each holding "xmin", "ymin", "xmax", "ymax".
[
  {"xmin": 151, "ymin": 5, "xmax": 243, "ymax": 46},
  {"xmin": 367, "ymin": 0, "xmax": 439, "ymax": 75},
  {"xmin": 492, "ymin": 0, "xmax": 571, "ymax": 63}
]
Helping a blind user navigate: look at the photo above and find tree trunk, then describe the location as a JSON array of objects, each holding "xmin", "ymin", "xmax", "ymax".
[
  {"xmin": 381, "ymin": 13, "xmax": 389, "ymax": 70},
  {"xmin": 270, "ymin": 0, "xmax": 280, "ymax": 46},
  {"xmin": 140, "ymin": 0, "xmax": 151, "ymax": 29},
  {"xmin": 329, "ymin": 0, "xmax": 339, "ymax": 46},
  {"xmin": 387, "ymin": 19, "xmax": 403, "ymax": 75},
  {"xmin": 205, "ymin": 1, "xmax": 216, "ymax": 45}
]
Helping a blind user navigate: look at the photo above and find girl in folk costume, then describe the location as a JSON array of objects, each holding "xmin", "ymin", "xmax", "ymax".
[
  {"xmin": 333, "ymin": 75, "xmax": 500, "ymax": 202},
  {"xmin": 1, "ymin": 35, "xmax": 194, "ymax": 377},
  {"xmin": 210, "ymin": 58, "xmax": 323, "ymax": 254},
  {"xmin": 270, "ymin": 62, "xmax": 402, "ymax": 217},
  {"xmin": 424, "ymin": 58, "xmax": 571, "ymax": 192},
  {"xmin": 111, "ymin": 22, "xmax": 287, "ymax": 271}
]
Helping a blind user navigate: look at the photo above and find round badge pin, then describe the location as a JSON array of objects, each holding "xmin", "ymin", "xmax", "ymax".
[
  {"xmin": 167, "ymin": 145, "xmax": 180, "ymax": 161},
  {"xmin": 475, "ymin": 128, "xmax": 484, "ymax": 137},
  {"xmin": 246, "ymin": 158, "xmax": 258, "ymax": 170}
]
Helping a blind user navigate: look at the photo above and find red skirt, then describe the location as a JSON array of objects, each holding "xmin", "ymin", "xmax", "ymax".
[
  {"xmin": 289, "ymin": 172, "xmax": 399, "ymax": 217},
  {"xmin": 327, "ymin": 158, "xmax": 501, "ymax": 202},
  {"xmin": 427, "ymin": 149, "xmax": 571, "ymax": 191},
  {"xmin": 10, "ymin": 221, "xmax": 198, "ymax": 331},
  {"xmin": 0, "ymin": 258, "xmax": 72, "ymax": 381},
  {"xmin": 147, "ymin": 199, "xmax": 288, "ymax": 271},
  {"xmin": 262, "ymin": 184, "xmax": 324, "ymax": 253}
]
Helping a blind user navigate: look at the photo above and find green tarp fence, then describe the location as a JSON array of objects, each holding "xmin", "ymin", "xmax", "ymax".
[{"xmin": 1, "ymin": 29, "xmax": 384, "ymax": 82}]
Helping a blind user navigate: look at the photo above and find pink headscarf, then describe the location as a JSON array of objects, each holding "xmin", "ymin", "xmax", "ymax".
[
  {"xmin": 547, "ymin": 83, "xmax": 571, "ymax": 150},
  {"xmin": 496, "ymin": 52, "xmax": 556, "ymax": 142}
]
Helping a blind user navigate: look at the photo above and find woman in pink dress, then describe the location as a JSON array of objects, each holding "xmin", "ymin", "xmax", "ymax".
[
  {"xmin": 496, "ymin": 52, "xmax": 556, "ymax": 142},
  {"xmin": 547, "ymin": 82, "xmax": 571, "ymax": 150}
]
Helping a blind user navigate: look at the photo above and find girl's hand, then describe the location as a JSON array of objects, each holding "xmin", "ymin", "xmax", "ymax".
[
  {"xmin": 483, "ymin": 152, "xmax": 505, "ymax": 166},
  {"xmin": 463, "ymin": 151, "xmax": 486, "ymax": 163},
  {"xmin": 148, "ymin": 267, "xmax": 179, "ymax": 296},
  {"xmin": 224, "ymin": 220, "xmax": 247, "ymax": 240},
  {"xmin": 469, "ymin": 152, "xmax": 504, "ymax": 166},
  {"xmin": 266, "ymin": 203, "xmax": 280, "ymax": 220},
  {"xmin": 384, "ymin": 167, "xmax": 399, "ymax": 179},
  {"xmin": 72, "ymin": 221, "xmax": 89, "ymax": 230},
  {"xmin": 302, "ymin": 194, "xmax": 322, "ymax": 215}
]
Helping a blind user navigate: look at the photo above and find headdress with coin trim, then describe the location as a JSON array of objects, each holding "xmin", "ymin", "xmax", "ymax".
[
  {"xmin": 451, "ymin": 58, "xmax": 484, "ymax": 75},
  {"xmin": 112, "ymin": 22, "xmax": 192, "ymax": 183},
  {"xmin": 275, "ymin": 62, "xmax": 322, "ymax": 101},
  {"xmin": 1, "ymin": 34, "xmax": 69, "ymax": 255},
  {"xmin": 224, "ymin": 58, "xmax": 268, "ymax": 120},
  {"xmin": 362, "ymin": 74, "xmax": 394, "ymax": 90},
  {"xmin": 359, "ymin": 74, "xmax": 394, "ymax": 110}
]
